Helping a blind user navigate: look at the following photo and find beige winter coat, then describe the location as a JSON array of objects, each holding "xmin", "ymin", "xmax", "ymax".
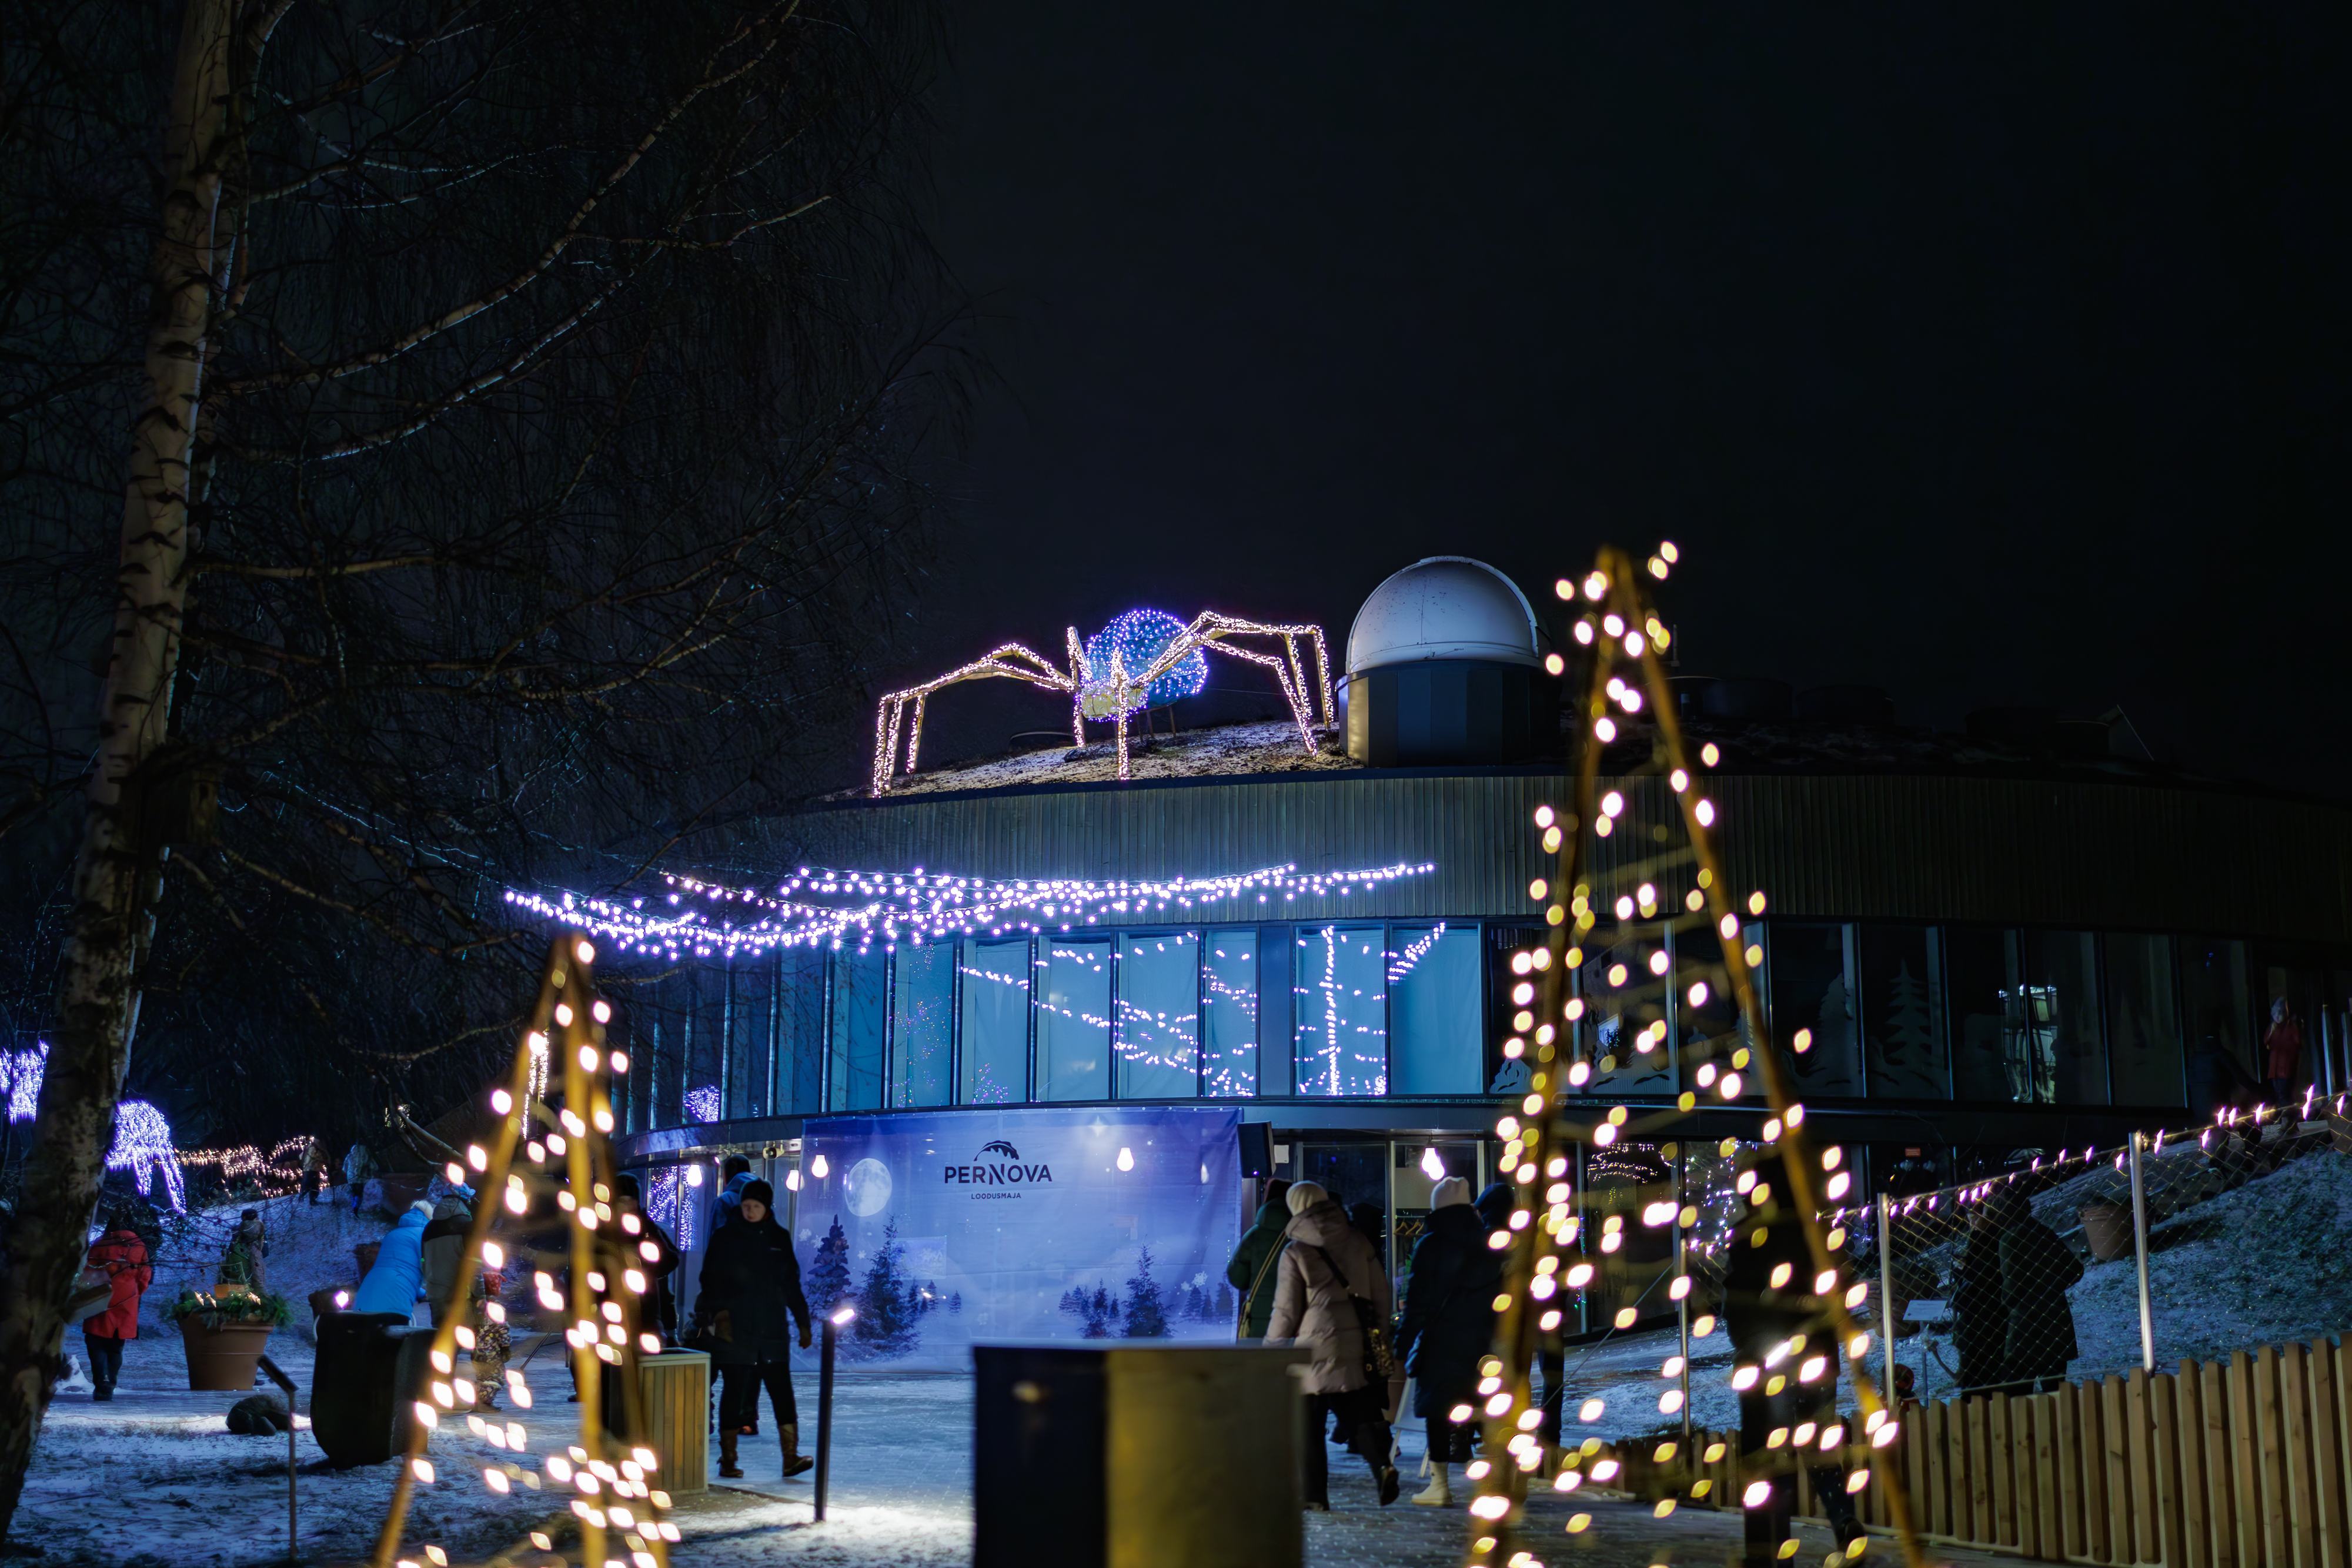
[{"xmin": 1264, "ymin": 1199, "xmax": 1391, "ymax": 1395}]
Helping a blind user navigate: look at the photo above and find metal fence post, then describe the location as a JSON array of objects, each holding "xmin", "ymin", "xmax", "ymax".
[
  {"xmin": 1877, "ymin": 1193, "xmax": 1897, "ymax": 1403},
  {"xmin": 2128, "ymin": 1130, "xmax": 2155, "ymax": 1373}
]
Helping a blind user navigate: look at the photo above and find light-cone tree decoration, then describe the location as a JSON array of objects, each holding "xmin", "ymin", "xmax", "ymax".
[
  {"xmin": 1461, "ymin": 545, "xmax": 1925, "ymax": 1568},
  {"xmin": 370, "ymin": 936, "xmax": 677, "ymax": 1568}
]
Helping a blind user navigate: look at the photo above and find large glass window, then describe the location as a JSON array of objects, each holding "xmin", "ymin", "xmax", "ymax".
[
  {"xmin": 1857, "ymin": 925, "xmax": 1948, "ymax": 1098},
  {"xmin": 1202, "ymin": 932, "xmax": 1259, "ymax": 1097},
  {"xmin": 1038, "ymin": 939, "xmax": 1110, "ymax": 1101},
  {"xmin": 1295, "ymin": 926, "xmax": 1388, "ymax": 1095},
  {"xmin": 1946, "ymin": 928, "xmax": 2104, "ymax": 1104},
  {"xmin": 1484, "ymin": 927, "xmax": 1545, "ymax": 1095},
  {"xmin": 959, "ymin": 938, "xmax": 1030, "ymax": 1104},
  {"xmin": 1117, "ymin": 931, "xmax": 1201, "ymax": 1099},
  {"xmin": 1766, "ymin": 922, "xmax": 1863, "ymax": 1096},
  {"xmin": 2180, "ymin": 937, "xmax": 2254, "ymax": 1116},
  {"xmin": 779, "ymin": 949, "xmax": 826, "ymax": 1114},
  {"xmin": 1579, "ymin": 931, "xmax": 1674, "ymax": 1095},
  {"xmin": 2024, "ymin": 930, "xmax": 2107, "ymax": 1104},
  {"xmin": 1945, "ymin": 928, "xmax": 2011, "ymax": 1101},
  {"xmin": 1388, "ymin": 924, "xmax": 1481, "ymax": 1094},
  {"xmin": 2104, "ymin": 934, "xmax": 2183, "ymax": 1106},
  {"xmin": 891, "ymin": 942, "xmax": 953, "ymax": 1108},
  {"xmin": 826, "ymin": 950, "xmax": 886, "ymax": 1111}
]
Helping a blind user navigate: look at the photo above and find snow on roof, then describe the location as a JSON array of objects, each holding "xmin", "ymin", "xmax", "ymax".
[{"xmin": 843, "ymin": 719, "xmax": 1357, "ymax": 798}]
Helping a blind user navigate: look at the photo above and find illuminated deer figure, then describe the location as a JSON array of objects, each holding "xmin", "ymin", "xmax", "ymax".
[{"xmin": 871, "ymin": 609, "xmax": 1334, "ymax": 794}]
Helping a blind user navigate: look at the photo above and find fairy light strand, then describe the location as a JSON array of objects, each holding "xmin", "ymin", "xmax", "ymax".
[
  {"xmin": 371, "ymin": 937, "xmax": 676, "ymax": 1568},
  {"xmin": 1460, "ymin": 543, "xmax": 1929, "ymax": 1568},
  {"xmin": 504, "ymin": 860, "xmax": 1435, "ymax": 959}
]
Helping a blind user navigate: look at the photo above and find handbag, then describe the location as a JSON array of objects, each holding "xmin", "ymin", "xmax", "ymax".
[
  {"xmin": 66, "ymin": 1265, "xmax": 113, "ymax": 1326},
  {"xmin": 1309, "ymin": 1245, "xmax": 1396, "ymax": 1383}
]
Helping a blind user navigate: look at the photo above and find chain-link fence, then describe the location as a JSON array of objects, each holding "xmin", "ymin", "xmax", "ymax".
[
  {"xmin": 1511, "ymin": 1101, "xmax": 2352, "ymax": 1452},
  {"xmin": 1852, "ymin": 1096, "xmax": 2352, "ymax": 1412}
]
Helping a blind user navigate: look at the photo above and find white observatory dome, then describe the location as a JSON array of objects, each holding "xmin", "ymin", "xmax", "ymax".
[{"xmin": 1347, "ymin": 557, "xmax": 1542, "ymax": 674}]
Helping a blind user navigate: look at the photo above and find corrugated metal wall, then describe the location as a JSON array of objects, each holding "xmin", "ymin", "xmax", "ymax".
[{"xmin": 776, "ymin": 771, "xmax": 2352, "ymax": 944}]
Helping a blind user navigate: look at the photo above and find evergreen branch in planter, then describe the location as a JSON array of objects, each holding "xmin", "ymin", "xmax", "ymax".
[{"xmin": 168, "ymin": 1289, "xmax": 291, "ymax": 1329}]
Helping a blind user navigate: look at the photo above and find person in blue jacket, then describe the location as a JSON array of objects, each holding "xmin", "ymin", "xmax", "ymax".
[
  {"xmin": 352, "ymin": 1201, "xmax": 433, "ymax": 1317},
  {"xmin": 710, "ymin": 1156, "xmax": 755, "ymax": 1238}
]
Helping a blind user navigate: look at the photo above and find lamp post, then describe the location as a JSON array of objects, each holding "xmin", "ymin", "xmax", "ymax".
[{"xmin": 816, "ymin": 1306, "xmax": 853, "ymax": 1520}]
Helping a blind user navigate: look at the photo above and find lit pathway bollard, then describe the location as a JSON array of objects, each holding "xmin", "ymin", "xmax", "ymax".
[
  {"xmin": 258, "ymin": 1353, "xmax": 298, "ymax": 1561},
  {"xmin": 816, "ymin": 1305, "xmax": 852, "ymax": 1521}
]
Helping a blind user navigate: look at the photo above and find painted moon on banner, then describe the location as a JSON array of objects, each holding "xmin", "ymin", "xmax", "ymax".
[{"xmin": 844, "ymin": 1157, "xmax": 893, "ymax": 1216}]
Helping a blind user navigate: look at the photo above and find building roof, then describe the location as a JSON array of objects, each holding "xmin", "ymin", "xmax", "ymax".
[{"xmin": 840, "ymin": 710, "xmax": 2314, "ymax": 810}]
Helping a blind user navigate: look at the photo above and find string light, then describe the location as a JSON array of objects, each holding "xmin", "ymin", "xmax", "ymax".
[
  {"xmin": 1461, "ymin": 541, "xmax": 1923, "ymax": 1568},
  {"xmin": 870, "ymin": 610, "xmax": 1335, "ymax": 793},
  {"xmin": 370, "ymin": 936, "xmax": 673, "ymax": 1568},
  {"xmin": 505, "ymin": 860, "xmax": 1435, "ymax": 959}
]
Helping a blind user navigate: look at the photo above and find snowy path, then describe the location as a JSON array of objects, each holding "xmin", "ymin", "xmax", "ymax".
[{"xmin": 21, "ymin": 1348, "xmax": 2023, "ymax": 1568}]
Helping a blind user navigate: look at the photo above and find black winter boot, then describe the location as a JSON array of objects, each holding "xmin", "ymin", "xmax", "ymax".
[
  {"xmin": 717, "ymin": 1428, "xmax": 743, "ymax": 1479},
  {"xmin": 781, "ymin": 1422, "xmax": 814, "ymax": 1477}
]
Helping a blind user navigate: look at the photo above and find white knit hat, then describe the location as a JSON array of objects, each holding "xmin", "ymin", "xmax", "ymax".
[
  {"xmin": 1429, "ymin": 1176, "xmax": 1471, "ymax": 1210},
  {"xmin": 1285, "ymin": 1180, "xmax": 1328, "ymax": 1215}
]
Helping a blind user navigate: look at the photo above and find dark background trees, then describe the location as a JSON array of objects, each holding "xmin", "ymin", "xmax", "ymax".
[{"xmin": 0, "ymin": 0, "xmax": 961, "ymax": 1167}]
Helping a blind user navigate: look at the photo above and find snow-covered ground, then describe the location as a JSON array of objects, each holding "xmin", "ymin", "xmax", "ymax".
[{"xmin": 135, "ymin": 1189, "xmax": 422, "ymax": 1340}]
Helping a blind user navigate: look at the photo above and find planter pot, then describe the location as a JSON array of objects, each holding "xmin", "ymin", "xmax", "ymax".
[
  {"xmin": 180, "ymin": 1319, "xmax": 275, "ymax": 1391},
  {"xmin": 2078, "ymin": 1201, "xmax": 2133, "ymax": 1262}
]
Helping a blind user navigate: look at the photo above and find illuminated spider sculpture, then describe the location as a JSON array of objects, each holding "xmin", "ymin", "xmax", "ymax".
[{"xmin": 871, "ymin": 609, "xmax": 1334, "ymax": 794}]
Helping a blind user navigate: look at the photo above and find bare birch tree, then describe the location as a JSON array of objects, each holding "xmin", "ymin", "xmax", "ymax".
[{"xmin": 0, "ymin": 0, "xmax": 955, "ymax": 1531}]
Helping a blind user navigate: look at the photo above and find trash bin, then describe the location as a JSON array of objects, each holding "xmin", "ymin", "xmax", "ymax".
[
  {"xmin": 310, "ymin": 1312, "xmax": 436, "ymax": 1467},
  {"xmin": 974, "ymin": 1343, "xmax": 1302, "ymax": 1568},
  {"xmin": 630, "ymin": 1350, "xmax": 709, "ymax": 1496}
]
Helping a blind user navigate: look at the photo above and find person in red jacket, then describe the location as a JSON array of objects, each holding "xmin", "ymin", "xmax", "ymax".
[
  {"xmin": 2263, "ymin": 997, "xmax": 2305, "ymax": 1104},
  {"xmin": 82, "ymin": 1214, "xmax": 152, "ymax": 1401}
]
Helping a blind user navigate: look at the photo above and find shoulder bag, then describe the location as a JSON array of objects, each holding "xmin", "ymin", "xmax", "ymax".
[{"xmin": 1310, "ymin": 1244, "xmax": 1396, "ymax": 1383}]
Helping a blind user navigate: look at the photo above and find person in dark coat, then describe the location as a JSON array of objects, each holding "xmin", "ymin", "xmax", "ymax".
[
  {"xmin": 1947, "ymin": 1202, "xmax": 2009, "ymax": 1393},
  {"xmin": 613, "ymin": 1174, "xmax": 680, "ymax": 1343},
  {"xmin": 694, "ymin": 1179, "xmax": 813, "ymax": 1479},
  {"xmin": 82, "ymin": 1213, "xmax": 152, "ymax": 1401},
  {"xmin": 1721, "ymin": 1178, "xmax": 1862, "ymax": 1563},
  {"xmin": 1992, "ymin": 1185, "xmax": 2082, "ymax": 1394},
  {"xmin": 1348, "ymin": 1201, "xmax": 1387, "ymax": 1266},
  {"xmin": 1472, "ymin": 1181, "xmax": 1514, "ymax": 1233},
  {"xmin": 220, "ymin": 1209, "xmax": 268, "ymax": 1293},
  {"xmin": 419, "ymin": 1194, "xmax": 473, "ymax": 1325},
  {"xmin": 1395, "ymin": 1177, "xmax": 1498, "ymax": 1507},
  {"xmin": 1225, "ymin": 1178, "xmax": 1292, "ymax": 1338}
]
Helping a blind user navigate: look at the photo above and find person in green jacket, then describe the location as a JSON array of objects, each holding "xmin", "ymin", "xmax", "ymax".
[{"xmin": 1226, "ymin": 1179, "xmax": 1292, "ymax": 1337}]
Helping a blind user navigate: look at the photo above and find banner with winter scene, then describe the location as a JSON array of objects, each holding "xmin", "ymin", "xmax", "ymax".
[{"xmin": 795, "ymin": 1106, "xmax": 1244, "ymax": 1369}]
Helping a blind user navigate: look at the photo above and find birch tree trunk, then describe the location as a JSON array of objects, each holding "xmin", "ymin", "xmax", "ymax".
[{"xmin": 0, "ymin": 0, "xmax": 236, "ymax": 1539}]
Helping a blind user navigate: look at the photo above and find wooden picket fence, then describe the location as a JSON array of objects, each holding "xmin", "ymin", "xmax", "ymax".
[{"xmin": 1591, "ymin": 1336, "xmax": 2351, "ymax": 1566}]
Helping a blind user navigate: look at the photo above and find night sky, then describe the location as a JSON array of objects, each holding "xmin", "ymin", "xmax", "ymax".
[{"xmin": 901, "ymin": 5, "xmax": 2348, "ymax": 794}]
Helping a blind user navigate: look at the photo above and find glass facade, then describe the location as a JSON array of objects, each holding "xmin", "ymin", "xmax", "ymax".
[
  {"xmin": 1294, "ymin": 925, "xmax": 1388, "ymax": 1096},
  {"xmin": 1117, "ymin": 931, "xmax": 1201, "ymax": 1099},
  {"xmin": 1202, "ymin": 932, "xmax": 1259, "ymax": 1097},
  {"xmin": 958, "ymin": 938, "xmax": 1030, "ymax": 1104},
  {"xmin": 1388, "ymin": 924, "xmax": 1481, "ymax": 1094},
  {"xmin": 611, "ymin": 914, "xmax": 2304, "ymax": 1131}
]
